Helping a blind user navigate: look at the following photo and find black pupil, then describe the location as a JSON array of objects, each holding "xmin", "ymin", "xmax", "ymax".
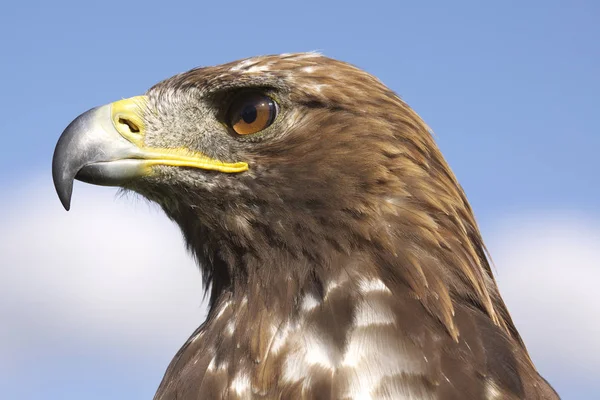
[{"xmin": 241, "ymin": 104, "xmax": 258, "ymax": 124}]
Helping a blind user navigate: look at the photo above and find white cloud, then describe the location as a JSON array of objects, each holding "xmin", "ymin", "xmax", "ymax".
[
  {"xmin": 488, "ymin": 213, "xmax": 600, "ymax": 380},
  {"xmin": 0, "ymin": 177, "xmax": 206, "ymax": 374},
  {"xmin": 2, "ymin": 177, "xmax": 598, "ymax": 392}
]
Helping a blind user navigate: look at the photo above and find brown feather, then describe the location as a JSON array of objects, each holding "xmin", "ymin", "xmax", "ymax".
[{"xmin": 126, "ymin": 53, "xmax": 561, "ymax": 399}]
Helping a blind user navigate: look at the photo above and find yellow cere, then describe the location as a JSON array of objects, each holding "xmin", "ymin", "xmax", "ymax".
[{"xmin": 111, "ymin": 96, "xmax": 148, "ymax": 146}]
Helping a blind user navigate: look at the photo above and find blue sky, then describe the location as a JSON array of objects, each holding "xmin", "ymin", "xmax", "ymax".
[{"xmin": 1, "ymin": 1, "xmax": 598, "ymax": 399}]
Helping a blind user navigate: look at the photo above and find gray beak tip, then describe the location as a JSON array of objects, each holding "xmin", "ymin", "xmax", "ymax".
[
  {"xmin": 57, "ymin": 185, "xmax": 72, "ymax": 211},
  {"xmin": 52, "ymin": 146, "xmax": 74, "ymax": 211},
  {"xmin": 51, "ymin": 106, "xmax": 102, "ymax": 212}
]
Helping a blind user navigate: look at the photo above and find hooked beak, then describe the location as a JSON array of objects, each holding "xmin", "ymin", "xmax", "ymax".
[{"xmin": 52, "ymin": 96, "xmax": 248, "ymax": 211}]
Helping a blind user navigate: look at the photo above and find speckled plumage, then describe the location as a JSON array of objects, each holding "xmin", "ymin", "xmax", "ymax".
[{"xmin": 90, "ymin": 53, "xmax": 559, "ymax": 399}]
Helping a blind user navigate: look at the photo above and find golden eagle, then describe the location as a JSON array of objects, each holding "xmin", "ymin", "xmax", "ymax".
[{"xmin": 52, "ymin": 53, "xmax": 558, "ymax": 399}]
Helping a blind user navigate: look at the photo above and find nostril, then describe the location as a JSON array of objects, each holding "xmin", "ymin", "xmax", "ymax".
[{"xmin": 118, "ymin": 117, "xmax": 140, "ymax": 133}]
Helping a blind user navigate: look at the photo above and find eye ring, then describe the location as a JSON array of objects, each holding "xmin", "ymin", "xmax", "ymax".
[{"xmin": 226, "ymin": 93, "xmax": 278, "ymax": 135}]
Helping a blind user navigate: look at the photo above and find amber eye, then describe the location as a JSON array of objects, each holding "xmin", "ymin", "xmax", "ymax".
[{"xmin": 227, "ymin": 93, "xmax": 278, "ymax": 135}]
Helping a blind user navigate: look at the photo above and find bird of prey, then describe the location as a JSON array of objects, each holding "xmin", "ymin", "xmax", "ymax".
[{"xmin": 52, "ymin": 53, "xmax": 559, "ymax": 400}]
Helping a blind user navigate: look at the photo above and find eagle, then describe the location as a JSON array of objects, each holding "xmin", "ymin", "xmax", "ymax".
[{"xmin": 52, "ymin": 53, "xmax": 559, "ymax": 400}]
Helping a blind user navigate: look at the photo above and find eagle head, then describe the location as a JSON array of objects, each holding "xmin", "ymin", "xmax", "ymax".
[
  {"xmin": 53, "ymin": 53, "xmax": 461, "ymax": 307},
  {"xmin": 52, "ymin": 53, "xmax": 558, "ymax": 399}
]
